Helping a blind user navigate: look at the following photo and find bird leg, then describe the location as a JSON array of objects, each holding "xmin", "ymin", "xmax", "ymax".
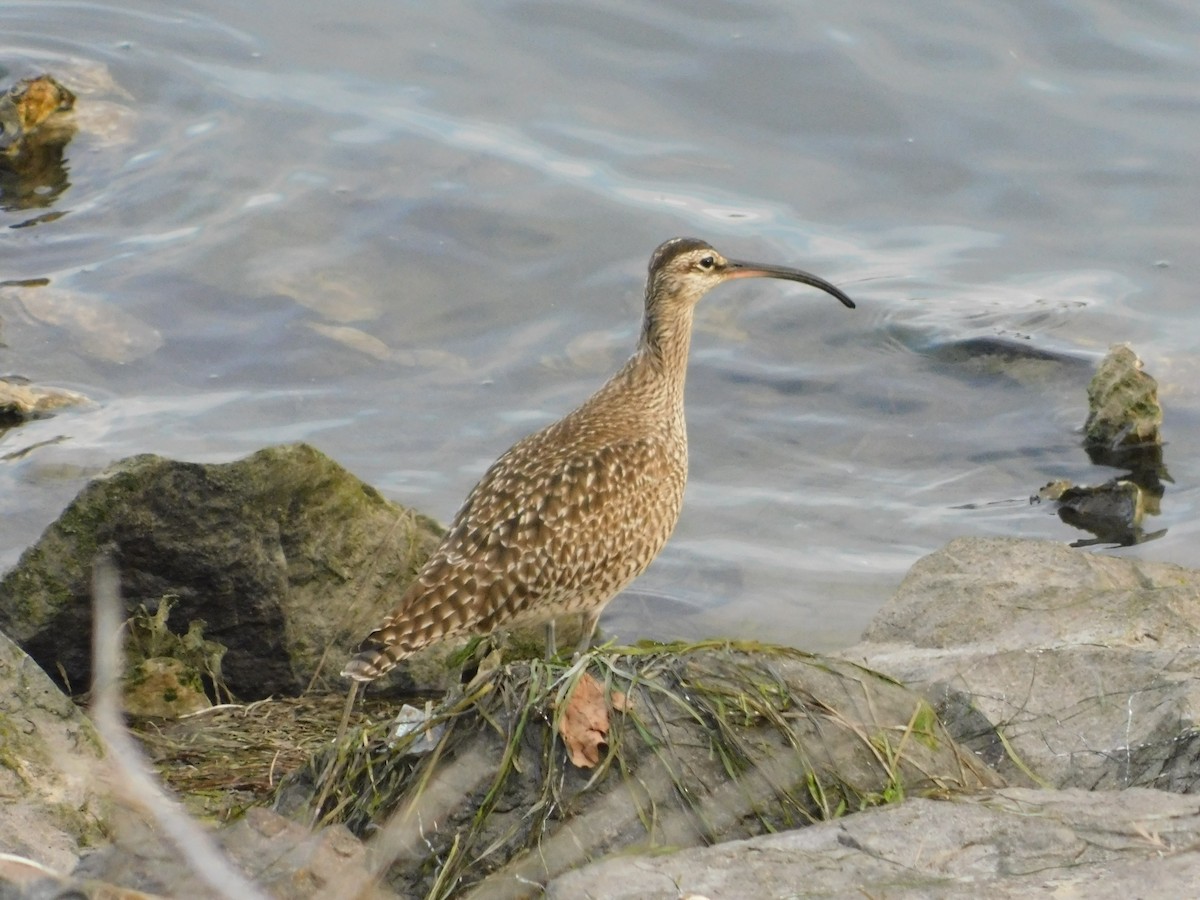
[
  {"xmin": 545, "ymin": 619, "xmax": 557, "ymax": 660},
  {"xmin": 573, "ymin": 611, "xmax": 600, "ymax": 660}
]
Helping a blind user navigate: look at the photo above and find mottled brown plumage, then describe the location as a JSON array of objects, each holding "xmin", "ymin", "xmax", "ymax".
[{"xmin": 342, "ymin": 237, "xmax": 854, "ymax": 682}]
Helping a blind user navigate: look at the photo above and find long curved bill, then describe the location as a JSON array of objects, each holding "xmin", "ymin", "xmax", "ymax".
[{"xmin": 725, "ymin": 259, "xmax": 856, "ymax": 309}]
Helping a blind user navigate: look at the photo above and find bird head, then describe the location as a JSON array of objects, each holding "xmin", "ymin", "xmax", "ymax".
[{"xmin": 646, "ymin": 237, "xmax": 855, "ymax": 310}]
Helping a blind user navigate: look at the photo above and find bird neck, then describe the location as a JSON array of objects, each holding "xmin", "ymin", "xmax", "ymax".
[{"xmin": 634, "ymin": 292, "xmax": 695, "ymax": 407}]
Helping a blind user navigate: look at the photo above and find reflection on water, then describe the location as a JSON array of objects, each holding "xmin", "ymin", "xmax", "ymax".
[{"xmin": 1, "ymin": 0, "xmax": 1198, "ymax": 651}]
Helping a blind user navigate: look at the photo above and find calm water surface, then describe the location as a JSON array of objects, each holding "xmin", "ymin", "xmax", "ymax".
[{"xmin": 2, "ymin": 0, "xmax": 1198, "ymax": 651}]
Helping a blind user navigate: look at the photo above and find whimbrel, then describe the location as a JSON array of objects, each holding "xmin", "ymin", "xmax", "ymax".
[{"xmin": 343, "ymin": 237, "xmax": 854, "ymax": 682}]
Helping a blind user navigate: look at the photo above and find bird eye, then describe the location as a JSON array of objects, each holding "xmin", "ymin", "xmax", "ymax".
[{"xmin": 698, "ymin": 256, "xmax": 715, "ymax": 270}]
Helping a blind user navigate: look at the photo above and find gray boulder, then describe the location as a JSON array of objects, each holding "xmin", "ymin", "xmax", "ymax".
[
  {"xmin": 843, "ymin": 536, "xmax": 1200, "ymax": 790},
  {"xmin": 545, "ymin": 786, "xmax": 1200, "ymax": 899},
  {"xmin": 0, "ymin": 630, "xmax": 109, "ymax": 873}
]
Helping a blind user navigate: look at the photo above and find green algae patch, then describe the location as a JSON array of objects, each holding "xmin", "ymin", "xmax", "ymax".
[{"xmin": 0, "ymin": 443, "xmax": 443, "ymax": 700}]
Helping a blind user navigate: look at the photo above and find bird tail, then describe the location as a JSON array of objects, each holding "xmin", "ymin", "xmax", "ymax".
[
  {"xmin": 340, "ymin": 590, "xmax": 468, "ymax": 682},
  {"xmin": 341, "ymin": 559, "xmax": 486, "ymax": 682},
  {"xmin": 341, "ymin": 640, "xmax": 398, "ymax": 682}
]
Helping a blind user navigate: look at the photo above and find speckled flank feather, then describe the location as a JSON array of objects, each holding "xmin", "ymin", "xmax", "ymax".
[{"xmin": 342, "ymin": 237, "xmax": 854, "ymax": 682}]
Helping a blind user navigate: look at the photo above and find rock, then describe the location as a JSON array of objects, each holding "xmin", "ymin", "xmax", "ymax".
[
  {"xmin": 75, "ymin": 807, "xmax": 399, "ymax": 899},
  {"xmin": 1, "ymin": 283, "xmax": 164, "ymax": 364},
  {"xmin": 1083, "ymin": 344, "xmax": 1164, "ymax": 476},
  {"xmin": 843, "ymin": 536, "xmax": 1200, "ymax": 790},
  {"xmin": 284, "ymin": 643, "xmax": 995, "ymax": 897},
  {"xmin": 0, "ymin": 74, "xmax": 75, "ymax": 155},
  {"xmin": 544, "ymin": 786, "xmax": 1200, "ymax": 899},
  {"xmin": 0, "ymin": 74, "xmax": 77, "ymax": 213},
  {"xmin": 0, "ymin": 629, "xmax": 110, "ymax": 874},
  {"xmin": 122, "ymin": 657, "xmax": 211, "ymax": 718},
  {"xmin": 1055, "ymin": 478, "xmax": 1164, "ymax": 547},
  {"xmin": 1032, "ymin": 476, "xmax": 1161, "ymax": 548},
  {"xmin": 0, "ymin": 62, "xmax": 134, "ymax": 220},
  {"xmin": 1028, "ymin": 343, "xmax": 1169, "ymax": 547},
  {"xmin": 1084, "ymin": 344, "xmax": 1162, "ymax": 450},
  {"xmin": 0, "ymin": 617, "xmax": 399, "ymax": 898},
  {"xmin": 120, "ymin": 596, "xmax": 227, "ymax": 716},
  {"xmin": 0, "ymin": 853, "xmax": 165, "ymax": 899},
  {"xmin": 219, "ymin": 808, "xmax": 399, "ymax": 899},
  {"xmin": 0, "ymin": 375, "xmax": 89, "ymax": 423},
  {"xmin": 924, "ymin": 335, "xmax": 1092, "ymax": 385},
  {"xmin": 0, "ymin": 443, "xmax": 444, "ymax": 699}
]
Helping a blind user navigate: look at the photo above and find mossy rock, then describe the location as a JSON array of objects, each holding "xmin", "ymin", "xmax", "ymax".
[
  {"xmin": 1084, "ymin": 344, "xmax": 1162, "ymax": 450},
  {"xmin": 0, "ymin": 630, "xmax": 110, "ymax": 870},
  {"xmin": 0, "ymin": 443, "xmax": 443, "ymax": 698},
  {"xmin": 277, "ymin": 641, "xmax": 998, "ymax": 897}
]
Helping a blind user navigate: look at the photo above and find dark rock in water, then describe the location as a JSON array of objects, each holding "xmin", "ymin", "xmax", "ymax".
[
  {"xmin": 1032, "ymin": 478, "xmax": 1166, "ymax": 548},
  {"xmin": 1054, "ymin": 479, "xmax": 1160, "ymax": 547},
  {"xmin": 928, "ymin": 335, "xmax": 1085, "ymax": 366},
  {"xmin": 921, "ymin": 335, "xmax": 1092, "ymax": 385},
  {"xmin": 0, "ymin": 443, "xmax": 443, "ymax": 699}
]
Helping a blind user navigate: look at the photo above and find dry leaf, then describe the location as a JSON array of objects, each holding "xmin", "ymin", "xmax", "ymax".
[
  {"xmin": 610, "ymin": 688, "xmax": 631, "ymax": 712},
  {"xmin": 558, "ymin": 673, "xmax": 609, "ymax": 768}
]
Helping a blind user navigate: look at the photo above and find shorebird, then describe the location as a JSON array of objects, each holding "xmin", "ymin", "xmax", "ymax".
[{"xmin": 343, "ymin": 237, "xmax": 855, "ymax": 682}]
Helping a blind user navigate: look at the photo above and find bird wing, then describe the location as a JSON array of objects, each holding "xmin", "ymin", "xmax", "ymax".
[{"xmin": 347, "ymin": 434, "xmax": 683, "ymax": 673}]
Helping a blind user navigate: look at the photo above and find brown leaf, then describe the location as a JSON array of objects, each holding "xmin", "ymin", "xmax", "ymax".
[
  {"xmin": 610, "ymin": 688, "xmax": 631, "ymax": 712},
  {"xmin": 558, "ymin": 673, "xmax": 610, "ymax": 768}
]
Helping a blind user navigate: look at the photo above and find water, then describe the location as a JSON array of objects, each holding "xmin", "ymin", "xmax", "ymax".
[{"xmin": 2, "ymin": 0, "xmax": 1198, "ymax": 652}]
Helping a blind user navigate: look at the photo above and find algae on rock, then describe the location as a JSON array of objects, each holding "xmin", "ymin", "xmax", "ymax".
[
  {"xmin": 0, "ymin": 443, "xmax": 443, "ymax": 698},
  {"xmin": 278, "ymin": 641, "xmax": 996, "ymax": 899},
  {"xmin": 0, "ymin": 630, "xmax": 110, "ymax": 873},
  {"xmin": 1084, "ymin": 343, "xmax": 1162, "ymax": 452}
]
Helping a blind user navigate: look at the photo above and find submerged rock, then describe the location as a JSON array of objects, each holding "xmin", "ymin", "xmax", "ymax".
[
  {"xmin": 1, "ymin": 282, "xmax": 165, "ymax": 364},
  {"xmin": 926, "ymin": 335, "xmax": 1092, "ymax": 384}
]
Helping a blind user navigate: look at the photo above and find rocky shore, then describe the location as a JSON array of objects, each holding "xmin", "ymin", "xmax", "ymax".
[{"xmin": 1, "ymin": 443, "xmax": 1197, "ymax": 898}]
